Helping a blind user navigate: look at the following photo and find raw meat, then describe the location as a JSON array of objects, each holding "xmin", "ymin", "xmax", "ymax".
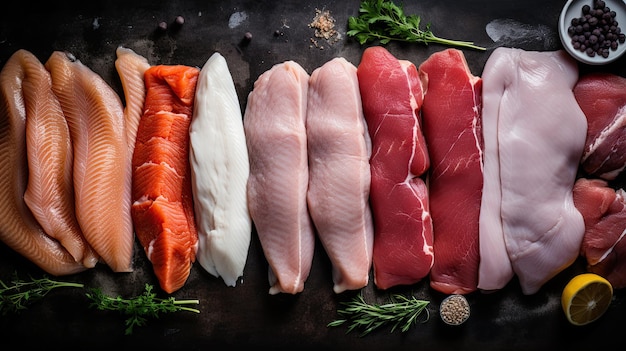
[
  {"xmin": 306, "ymin": 57, "xmax": 373, "ymax": 294},
  {"xmin": 573, "ymin": 178, "xmax": 626, "ymax": 289},
  {"xmin": 115, "ymin": 46, "xmax": 150, "ymax": 153},
  {"xmin": 244, "ymin": 61, "xmax": 315, "ymax": 295},
  {"xmin": 132, "ymin": 65, "xmax": 200, "ymax": 294},
  {"xmin": 356, "ymin": 46, "xmax": 433, "ymax": 290},
  {"xmin": 46, "ymin": 51, "xmax": 134, "ymax": 273},
  {"xmin": 190, "ymin": 52, "xmax": 252, "ymax": 287},
  {"xmin": 419, "ymin": 48, "xmax": 483, "ymax": 295},
  {"xmin": 480, "ymin": 48, "xmax": 586, "ymax": 295},
  {"xmin": 573, "ymin": 72, "xmax": 626, "ymax": 180},
  {"xmin": 0, "ymin": 49, "xmax": 88, "ymax": 275},
  {"xmin": 17, "ymin": 49, "xmax": 98, "ymax": 268}
]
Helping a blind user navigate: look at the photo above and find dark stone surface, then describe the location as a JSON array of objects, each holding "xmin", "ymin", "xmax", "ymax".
[{"xmin": 1, "ymin": 0, "xmax": 625, "ymax": 349}]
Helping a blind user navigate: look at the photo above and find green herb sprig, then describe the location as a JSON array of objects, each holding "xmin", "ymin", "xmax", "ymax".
[
  {"xmin": 328, "ymin": 293, "xmax": 430, "ymax": 336},
  {"xmin": 86, "ymin": 283, "xmax": 200, "ymax": 335},
  {"xmin": 348, "ymin": 0, "xmax": 486, "ymax": 51},
  {"xmin": 0, "ymin": 273, "xmax": 84, "ymax": 315}
]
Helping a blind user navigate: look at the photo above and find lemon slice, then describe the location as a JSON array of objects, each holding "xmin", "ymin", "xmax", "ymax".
[{"xmin": 561, "ymin": 273, "xmax": 613, "ymax": 326}]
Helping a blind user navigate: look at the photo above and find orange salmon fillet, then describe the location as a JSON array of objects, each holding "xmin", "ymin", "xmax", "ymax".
[{"xmin": 132, "ymin": 65, "xmax": 199, "ymax": 294}]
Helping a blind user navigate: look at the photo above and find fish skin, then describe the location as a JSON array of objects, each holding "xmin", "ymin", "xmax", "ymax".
[
  {"xmin": 0, "ymin": 49, "xmax": 88, "ymax": 276},
  {"xmin": 20, "ymin": 49, "xmax": 99, "ymax": 268},
  {"xmin": 244, "ymin": 61, "xmax": 315, "ymax": 295},
  {"xmin": 46, "ymin": 51, "xmax": 134, "ymax": 273},
  {"xmin": 132, "ymin": 65, "xmax": 199, "ymax": 294},
  {"xmin": 190, "ymin": 52, "xmax": 252, "ymax": 287},
  {"xmin": 115, "ymin": 46, "xmax": 150, "ymax": 153}
]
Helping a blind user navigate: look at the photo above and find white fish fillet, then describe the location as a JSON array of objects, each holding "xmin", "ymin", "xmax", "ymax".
[
  {"xmin": 190, "ymin": 52, "xmax": 252, "ymax": 287},
  {"xmin": 306, "ymin": 57, "xmax": 373, "ymax": 294},
  {"xmin": 244, "ymin": 61, "xmax": 315, "ymax": 295}
]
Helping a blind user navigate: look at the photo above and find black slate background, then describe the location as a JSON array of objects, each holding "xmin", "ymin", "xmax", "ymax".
[{"xmin": 1, "ymin": 0, "xmax": 625, "ymax": 350}]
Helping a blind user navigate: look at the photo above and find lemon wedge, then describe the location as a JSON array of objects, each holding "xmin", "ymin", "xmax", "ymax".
[{"xmin": 561, "ymin": 273, "xmax": 613, "ymax": 326}]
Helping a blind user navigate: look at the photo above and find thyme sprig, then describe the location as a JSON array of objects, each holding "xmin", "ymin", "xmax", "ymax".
[
  {"xmin": 0, "ymin": 273, "xmax": 84, "ymax": 315},
  {"xmin": 86, "ymin": 283, "xmax": 200, "ymax": 335},
  {"xmin": 348, "ymin": 0, "xmax": 486, "ymax": 51},
  {"xmin": 328, "ymin": 293, "xmax": 430, "ymax": 336}
]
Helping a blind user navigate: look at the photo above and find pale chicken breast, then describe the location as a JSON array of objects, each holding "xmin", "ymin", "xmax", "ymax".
[
  {"xmin": 190, "ymin": 52, "xmax": 252, "ymax": 287},
  {"xmin": 243, "ymin": 61, "xmax": 315, "ymax": 295},
  {"xmin": 480, "ymin": 48, "xmax": 586, "ymax": 295},
  {"xmin": 306, "ymin": 57, "xmax": 373, "ymax": 294}
]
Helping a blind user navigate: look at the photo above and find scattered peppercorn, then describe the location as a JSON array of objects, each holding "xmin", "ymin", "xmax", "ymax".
[
  {"xmin": 567, "ymin": 0, "xmax": 625, "ymax": 59},
  {"xmin": 175, "ymin": 15, "xmax": 185, "ymax": 26},
  {"xmin": 439, "ymin": 294, "xmax": 470, "ymax": 326},
  {"xmin": 157, "ymin": 21, "xmax": 168, "ymax": 32}
]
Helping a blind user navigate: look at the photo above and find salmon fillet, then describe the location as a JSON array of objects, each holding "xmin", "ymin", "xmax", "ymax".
[
  {"xmin": 115, "ymin": 46, "xmax": 150, "ymax": 153},
  {"xmin": 132, "ymin": 65, "xmax": 199, "ymax": 294},
  {"xmin": 0, "ymin": 49, "xmax": 87, "ymax": 275},
  {"xmin": 46, "ymin": 51, "xmax": 134, "ymax": 273},
  {"xmin": 20, "ymin": 49, "xmax": 99, "ymax": 268}
]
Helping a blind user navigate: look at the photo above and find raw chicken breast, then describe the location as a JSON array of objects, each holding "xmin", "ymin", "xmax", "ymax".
[
  {"xmin": 115, "ymin": 46, "xmax": 150, "ymax": 153},
  {"xmin": 573, "ymin": 178, "xmax": 626, "ymax": 289},
  {"xmin": 190, "ymin": 52, "xmax": 252, "ymax": 287},
  {"xmin": 357, "ymin": 46, "xmax": 433, "ymax": 290},
  {"xmin": 573, "ymin": 72, "xmax": 626, "ymax": 180},
  {"xmin": 132, "ymin": 65, "xmax": 200, "ymax": 294},
  {"xmin": 306, "ymin": 57, "xmax": 373, "ymax": 294},
  {"xmin": 46, "ymin": 51, "xmax": 134, "ymax": 273},
  {"xmin": 244, "ymin": 61, "xmax": 315, "ymax": 295},
  {"xmin": 419, "ymin": 48, "xmax": 483, "ymax": 295},
  {"xmin": 480, "ymin": 48, "xmax": 586, "ymax": 295},
  {"xmin": 0, "ymin": 49, "xmax": 87, "ymax": 275}
]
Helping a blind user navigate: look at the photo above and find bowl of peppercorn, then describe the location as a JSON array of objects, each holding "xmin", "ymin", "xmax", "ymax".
[{"xmin": 560, "ymin": 0, "xmax": 626, "ymax": 65}]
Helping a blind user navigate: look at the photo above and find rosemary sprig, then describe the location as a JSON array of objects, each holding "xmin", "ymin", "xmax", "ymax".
[
  {"xmin": 85, "ymin": 283, "xmax": 200, "ymax": 335},
  {"xmin": 0, "ymin": 273, "xmax": 84, "ymax": 315},
  {"xmin": 348, "ymin": 0, "xmax": 486, "ymax": 51},
  {"xmin": 328, "ymin": 293, "xmax": 430, "ymax": 336}
]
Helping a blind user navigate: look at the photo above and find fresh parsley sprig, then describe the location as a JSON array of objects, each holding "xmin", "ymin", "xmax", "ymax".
[
  {"xmin": 328, "ymin": 293, "xmax": 430, "ymax": 336},
  {"xmin": 348, "ymin": 0, "xmax": 486, "ymax": 51},
  {"xmin": 0, "ymin": 273, "xmax": 84, "ymax": 315},
  {"xmin": 86, "ymin": 284, "xmax": 200, "ymax": 335}
]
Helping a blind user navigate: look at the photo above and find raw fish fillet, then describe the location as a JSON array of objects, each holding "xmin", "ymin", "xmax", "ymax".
[
  {"xmin": 356, "ymin": 46, "xmax": 434, "ymax": 290},
  {"xmin": 0, "ymin": 49, "xmax": 87, "ymax": 275},
  {"xmin": 190, "ymin": 52, "xmax": 251, "ymax": 287},
  {"xmin": 244, "ymin": 61, "xmax": 315, "ymax": 295},
  {"xmin": 573, "ymin": 72, "xmax": 626, "ymax": 180},
  {"xmin": 132, "ymin": 64, "xmax": 199, "ymax": 294},
  {"xmin": 115, "ymin": 46, "xmax": 150, "ymax": 153},
  {"xmin": 46, "ymin": 51, "xmax": 134, "ymax": 273},
  {"xmin": 21, "ymin": 49, "xmax": 98, "ymax": 268},
  {"xmin": 306, "ymin": 57, "xmax": 373, "ymax": 294},
  {"xmin": 573, "ymin": 178, "xmax": 626, "ymax": 289},
  {"xmin": 480, "ymin": 48, "xmax": 586, "ymax": 295},
  {"xmin": 419, "ymin": 48, "xmax": 483, "ymax": 295}
]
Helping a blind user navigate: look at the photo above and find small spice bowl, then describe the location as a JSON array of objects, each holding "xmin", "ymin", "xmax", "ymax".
[
  {"xmin": 559, "ymin": 0, "xmax": 626, "ymax": 65},
  {"xmin": 439, "ymin": 294, "xmax": 470, "ymax": 326}
]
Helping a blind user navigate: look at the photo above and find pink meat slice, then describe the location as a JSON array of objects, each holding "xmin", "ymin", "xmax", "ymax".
[
  {"xmin": 357, "ymin": 46, "xmax": 433, "ymax": 290},
  {"xmin": 481, "ymin": 48, "xmax": 586, "ymax": 295},
  {"xmin": 306, "ymin": 57, "xmax": 373, "ymax": 294},
  {"xmin": 243, "ymin": 61, "xmax": 315, "ymax": 295},
  {"xmin": 573, "ymin": 177, "xmax": 626, "ymax": 289},
  {"xmin": 573, "ymin": 72, "xmax": 626, "ymax": 180},
  {"xmin": 419, "ymin": 48, "xmax": 483, "ymax": 295}
]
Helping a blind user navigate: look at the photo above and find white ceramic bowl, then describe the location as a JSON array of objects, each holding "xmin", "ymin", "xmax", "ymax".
[{"xmin": 559, "ymin": 0, "xmax": 626, "ymax": 65}]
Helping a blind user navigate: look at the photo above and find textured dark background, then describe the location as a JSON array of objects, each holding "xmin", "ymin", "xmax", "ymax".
[{"xmin": 1, "ymin": 0, "xmax": 625, "ymax": 349}]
